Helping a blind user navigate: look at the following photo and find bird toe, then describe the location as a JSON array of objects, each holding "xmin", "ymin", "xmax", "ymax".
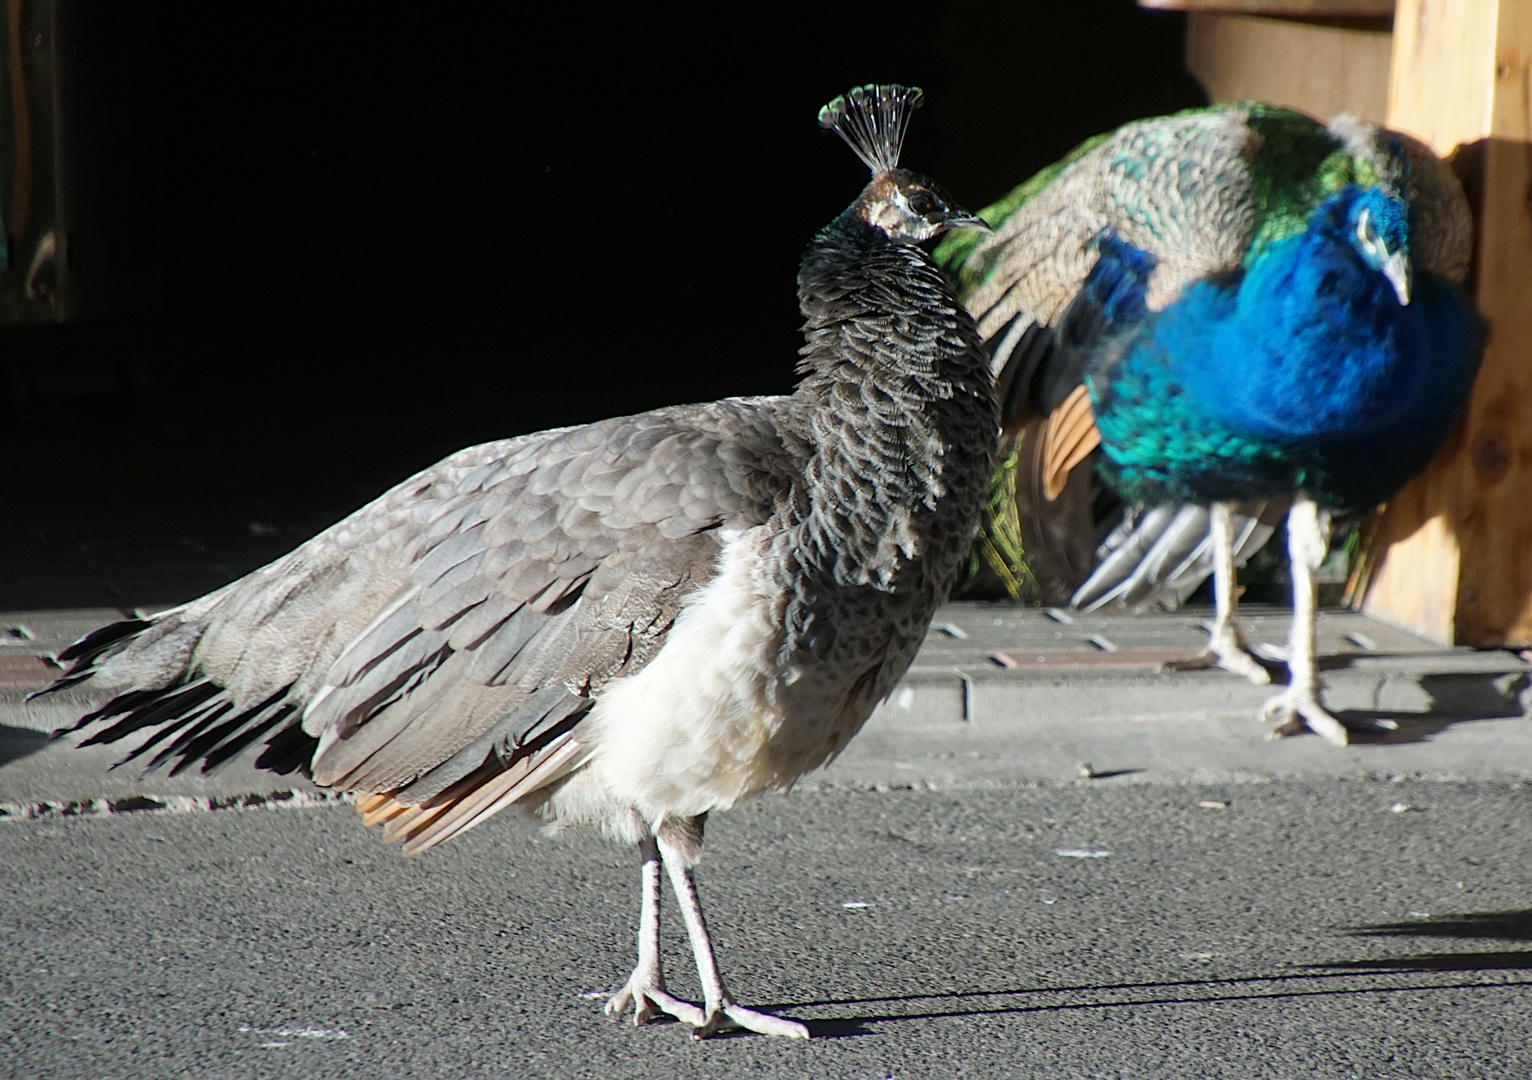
[
  {"xmin": 1165, "ymin": 645, "xmax": 1272, "ymax": 686},
  {"xmin": 603, "ymin": 986, "xmax": 633, "ymax": 1017},
  {"xmin": 691, "ymin": 1002, "xmax": 810, "ymax": 1039},
  {"xmin": 605, "ymin": 978, "xmax": 706, "ymax": 1027}
]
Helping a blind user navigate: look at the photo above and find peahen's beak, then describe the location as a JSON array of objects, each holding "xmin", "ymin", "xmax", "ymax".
[
  {"xmin": 1383, "ymin": 249, "xmax": 1412, "ymax": 305},
  {"xmin": 943, "ymin": 209, "xmax": 992, "ymax": 234}
]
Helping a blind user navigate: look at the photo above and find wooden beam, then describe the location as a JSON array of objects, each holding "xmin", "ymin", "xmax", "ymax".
[
  {"xmin": 1362, "ymin": 0, "xmax": 1532, "ymax": 645},
  {"xmin": 1186, "ymin": 12, "xmax": 1393, "ymax": 122},
  {"xmin": 1142, "ymin": 0, "xmax": 1394, "ymax": 16}
]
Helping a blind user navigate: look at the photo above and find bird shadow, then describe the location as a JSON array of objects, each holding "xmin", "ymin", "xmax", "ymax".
[
  {"xmin": 1342, "ymin": 909, "xmax": 1532, "ymax": 941},
  {"xmin": 777, "ymin": 908, "xmax": 1532, "ymax": 1036}
]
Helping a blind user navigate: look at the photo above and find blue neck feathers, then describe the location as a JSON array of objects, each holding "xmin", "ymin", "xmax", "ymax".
[{"xmin": 1154, "ymin": 188, "xmax": 1431, "ymax": 442}]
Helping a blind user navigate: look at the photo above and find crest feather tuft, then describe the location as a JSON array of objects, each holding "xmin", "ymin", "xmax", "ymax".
[{"xmin": 818, "ymin": 84, "xmax": 924, "ymax": 175}]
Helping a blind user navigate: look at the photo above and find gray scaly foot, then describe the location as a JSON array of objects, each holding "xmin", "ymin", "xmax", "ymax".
[
  {"xmin": 1165, "ymin": 502, "xmax": 1270, "ymax": 685},
  {"xmin": 1260, "ymin": 686, "xmax": 1350, "ymax": 745}
]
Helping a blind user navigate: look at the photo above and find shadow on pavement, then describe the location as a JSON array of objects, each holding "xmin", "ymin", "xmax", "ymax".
[
  {"xmin": 1291, "ymin": 909, "xmax": 1532, "ymax": 976},
  {"xmin": 1343, "ymin": 908, "xmax": 1532, "ymax": 941},
  {"xmin": 770, "ymin": 963, "xmax": 1532, "ymax": 1036},
  {"xmin": 1308, "ymin": 951, "xmax": 1532, "ymax": 972},
  {"xmin": 1334, "ymin": 673, "xmax": 1531, "ymax": 745},
  {"xmin": 0, "ymin": 724, "xmax": 52, "ymax": 767}
]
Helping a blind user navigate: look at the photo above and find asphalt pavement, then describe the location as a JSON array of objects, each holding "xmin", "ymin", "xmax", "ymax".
[
  {"xmin": 3, "ymin": 598, "xmax": 1531, "ymax": 1078},
  {"xmin": 4, "ymin": 778, "xmax": 1531, "ymax": 1079}
]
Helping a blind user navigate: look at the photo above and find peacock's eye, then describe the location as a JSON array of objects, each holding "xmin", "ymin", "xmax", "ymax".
[{"xmin": 1355, "ymin": 207, "xmax": 1379, "ymax": 250}]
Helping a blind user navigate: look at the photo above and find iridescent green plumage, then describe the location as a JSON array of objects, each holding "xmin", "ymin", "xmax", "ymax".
[{"xmin": 936, "ymin": 102, "xmax": 1472, "ymax": 607}]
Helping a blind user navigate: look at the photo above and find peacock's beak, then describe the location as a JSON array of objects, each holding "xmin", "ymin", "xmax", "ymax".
[
  {"xmin": 942, "ymin": 210, "xmax": 992, "ymax": 234},
  {"xmin": 1383, "ymin": 249, "xmax": 1412, "ymax": 306}
]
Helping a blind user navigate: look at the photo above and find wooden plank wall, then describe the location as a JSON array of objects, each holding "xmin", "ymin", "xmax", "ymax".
[
  {"xmin": 1362, "ymin": 0, "xmax": 1532, "ymax": 646},
  {"xmin": 1184, "ymin": 13, "xmax": 1392, "ymax": 122}
]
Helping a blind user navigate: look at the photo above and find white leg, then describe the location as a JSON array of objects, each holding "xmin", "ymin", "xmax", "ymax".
[
  {"xmin": 1260, "ymin": 495, "xmax": 1350, "ymax": 745},
  {"xmin": 656, "ymin": 832, "xmax": 809, "ymax": 1039},
  {"xmin": 1166, "ymin": 502, "xmax": 1270, "ymax": 684},
  {"xmin": 604, "ymin": 836, "xmax": 706, "ymax": 1027}
]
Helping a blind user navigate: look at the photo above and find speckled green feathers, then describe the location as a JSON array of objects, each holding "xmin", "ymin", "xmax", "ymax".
[
  {"xmin": 934, "ymin": 102, "xmax": 1469, "ymax": 297},
  {"xmin": 1240, "ymin": 106, "xmax": 1387, "ymax": 263}
]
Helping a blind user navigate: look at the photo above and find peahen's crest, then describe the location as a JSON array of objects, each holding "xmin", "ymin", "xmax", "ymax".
[{"xmin": 819, "ymin": 84, "xmax": 924, "ymax": 175}]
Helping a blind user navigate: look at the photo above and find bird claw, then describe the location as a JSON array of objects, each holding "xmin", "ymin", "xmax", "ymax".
[
  {"xmin": 1165, "ymin": 640, "xmax": 1271, "ymax": 686},
  {"xmin": 1260, "ymin": 688, "xmax": 1350, "ymax": 746},
  {"xmin": 605, "ymin": 977, "xmax": 707, "ymax": 1028},
  {"xmin": 692, "ymin": 1001, "xmax": 810, "ymax": 1039}
]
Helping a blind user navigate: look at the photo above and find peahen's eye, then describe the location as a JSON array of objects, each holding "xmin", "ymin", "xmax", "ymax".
[{"xmin": 907, "ymin": 190, "xmax": 936, "ymax": 216}]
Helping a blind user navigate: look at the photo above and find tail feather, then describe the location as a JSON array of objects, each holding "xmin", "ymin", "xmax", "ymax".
[
  {"xmin": 75, "ymin": 678, "xmax": 223, "ymax": 747},
  {"xmin": 31, "ymin": 619, "xmax": 159, "ymax": 706},
  {"xmin": 254, "ymin": 720, "xmax": 319, "ymax": 775},
  {"xmin": 202, "ymin": 703, "xmax": 301, "ymax": 773},
  {"xmin": 165, "ymin": 686, "xmax": 294, "ymax": 776},
  {"xmin": 143, "ymin": 702, "xmax": 237, "ymax": 773},
  {"xmin": 51, "ymin": 617, "xmax": 153, "ymax": 669},
  {"xmin": 42, "ymin": 615, "xmax": 318, "ymax": 778},
  {"xmin": 1072, "ymin": 502, "xmax": 1280, "ymax": 612}
]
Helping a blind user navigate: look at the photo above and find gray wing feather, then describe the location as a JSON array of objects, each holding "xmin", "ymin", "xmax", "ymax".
[{"xmin": 77, "ymin": 397, "xmax": 802, "ymax": 794}]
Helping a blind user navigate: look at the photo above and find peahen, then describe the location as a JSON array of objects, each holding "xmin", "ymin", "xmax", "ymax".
[
  {"xmin": 36, "ymin": 85, "xmax": 996, "ymax": 1037},
  {"xmin": 937, "ymin": 103, "xmax": 1480, "ymax": 744}
]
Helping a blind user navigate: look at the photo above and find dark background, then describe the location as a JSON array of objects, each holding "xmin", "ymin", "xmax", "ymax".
[{"xmin": 0, "ymin": 1, "xmax": 1206, "ymax": 611}]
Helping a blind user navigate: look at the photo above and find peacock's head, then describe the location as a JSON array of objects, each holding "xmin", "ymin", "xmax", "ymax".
[
  {"xmin": 819, "ymin": 83, "xmax": 989, "ymax": 244},
  {"xmin": 1340, "ymin": 186, "xmax": 1413, "ymax": 305},
  {"xmin": 854, "ymin": 168, "xmax": 989, "ymax": 243}
]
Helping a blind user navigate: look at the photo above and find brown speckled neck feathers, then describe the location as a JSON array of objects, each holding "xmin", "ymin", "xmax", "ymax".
[{"xmin": 790, "ymin": 212, "xmax": 998, "ymax": 591}]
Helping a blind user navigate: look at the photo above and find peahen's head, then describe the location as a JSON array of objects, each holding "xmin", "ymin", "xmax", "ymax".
[
  {"xmin": 1327, "ymin": 186, "xmax": 1414, "ymax": 305},
  {"xmin": 819, "ymin": 84, "xmax": 988, "ymax": 244}
]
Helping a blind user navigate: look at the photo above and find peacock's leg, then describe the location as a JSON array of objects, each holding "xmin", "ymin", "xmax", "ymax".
[
  {"xmin": 1166, "ymin": 501, "xmax": 1271, "ymax": 684},
  {"xmin": 656, "ymin": 830, "xmax": 809, "ymax": 1039},
  {"xmin": 1260, "ymin": 494, "xmax": 1350, "ymax": 745},
  {"xmin": 605, "ymin": 834, "xmax": 707, "ymax": 1027}
]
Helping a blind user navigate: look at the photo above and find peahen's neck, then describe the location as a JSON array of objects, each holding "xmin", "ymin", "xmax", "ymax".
[
  {"xmin": 1168, "ymin": 208, "xmax": 1431, "ymax": 444},
  {"xmin": 787, "ymin": 212, "xmax": 997, "ymax": 591}
]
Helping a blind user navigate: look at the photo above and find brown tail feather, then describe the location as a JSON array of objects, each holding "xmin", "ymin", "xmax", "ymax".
[
  {"xmin": 356, "ymin": 793, "xmax": 390, "ymax": 816},
  {"xmin": 350, "ymin": 734, "xmax": 588, "ymax": 855},
  {"xmin": 1040, "ymin": 385, "xmax": 1101, "ymax": 500},
  {"xmin": 400, "ymin": 738, "xmax": 587, "ymax": 856},
  {"xmin": 361, "ymin": 797, "xmax": 416, "ymax": 828}
]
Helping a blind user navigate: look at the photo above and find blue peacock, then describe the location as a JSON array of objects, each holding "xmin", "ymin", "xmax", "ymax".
[{"xmin": 937, "ymin": 103, "xmax": 1481, "ymax": 744}]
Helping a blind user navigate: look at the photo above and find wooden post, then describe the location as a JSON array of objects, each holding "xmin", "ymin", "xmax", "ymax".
[{"xmin": 1361, "ymin": 0, "xmax": 1532, "ymax": 646}]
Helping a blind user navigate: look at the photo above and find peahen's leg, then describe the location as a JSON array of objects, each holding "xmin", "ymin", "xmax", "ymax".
[
  {"xmin": 604, "ymin": 835, "xmax": 707, "ymax": 1027},
  {"xmin": 1167, "ymin": 501, "xmax": 1271, "ymax": 685},
  {"xmin": 1260, "ymin": 494, "xmax": 1350, "ymax": 745},
  {"xmin": 656, "ymin": 829, "xmax": 809, "ymax": 1039}
]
